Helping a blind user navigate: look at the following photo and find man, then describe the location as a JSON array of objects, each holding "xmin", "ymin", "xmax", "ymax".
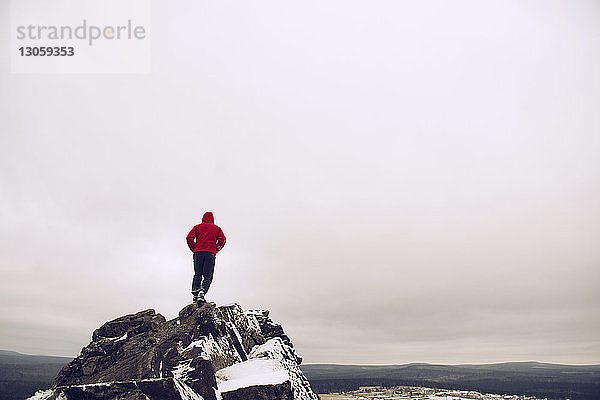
[{"xmin": 186, "ymin": 211, "xmax": 226, "ymax": 303}]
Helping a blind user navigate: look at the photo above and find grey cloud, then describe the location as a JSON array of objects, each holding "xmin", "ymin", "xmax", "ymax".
[{"xmin": 1, "ymin": 0, "xmax": 599, "ymax": 364}]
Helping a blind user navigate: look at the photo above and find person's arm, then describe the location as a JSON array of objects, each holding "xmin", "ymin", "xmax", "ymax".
[
  {"xmin": 186, "ymin": 226, "xmax": 196, "ymax": 252},
  {"xmin": 216, "ymin": 228, "xmax": 226, "ymax": 253}
]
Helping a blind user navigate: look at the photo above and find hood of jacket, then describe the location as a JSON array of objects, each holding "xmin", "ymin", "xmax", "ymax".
[{"xmin": 202, "ymin": 212, "xmax": 214, "ymax": 224}]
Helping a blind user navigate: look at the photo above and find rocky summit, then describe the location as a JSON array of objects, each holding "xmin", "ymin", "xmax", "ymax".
[{"xmin": 28, "ymin": 303, "xmax": 318, "ymax": 400}]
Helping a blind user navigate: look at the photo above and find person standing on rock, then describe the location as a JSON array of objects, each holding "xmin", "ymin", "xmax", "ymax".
[{"xmin": 186, "ymin": 211, "xmax": 226, "ymax": 303}]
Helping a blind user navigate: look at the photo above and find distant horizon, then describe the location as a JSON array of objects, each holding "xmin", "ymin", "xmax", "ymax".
[
  {"xmin": 3, "ymin": 348, "xmax": 599, "ymax": 367},
  {"xmin": 301, "ymin": 360, "xmax": 600, "ymax": 367}
]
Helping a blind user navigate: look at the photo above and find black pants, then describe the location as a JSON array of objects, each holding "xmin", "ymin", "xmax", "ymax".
[{"xmin": 192, "ymin": 251, "xmax": 216, "ymax": 294}]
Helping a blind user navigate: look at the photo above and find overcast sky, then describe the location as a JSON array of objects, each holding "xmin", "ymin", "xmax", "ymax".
[{"xmin": 1, "ymin": 0, "xmax": 599, "ymax": 365}]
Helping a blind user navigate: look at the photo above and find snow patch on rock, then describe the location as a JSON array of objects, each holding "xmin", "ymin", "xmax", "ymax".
[
  {"xmin": 215, "ymin": 358, "xmax": 289, "ymax": 393},
  {"xmin": 172, "ymin": 359, "xmax": 195, "ymax": 381},
  {"xmin": 181, "ymin": 333, "xmax": 243, "ymax": 371},
  {"xmin": 250, "ymin": 337, "xmax": 319, "ymax": 400},
  {"xmin": 174, "ymin": 378, "xmax": 205, "ymax": 400},
  {"xmin": 27, "ymin": 389, "xmax": 54, "ymax": 400}
]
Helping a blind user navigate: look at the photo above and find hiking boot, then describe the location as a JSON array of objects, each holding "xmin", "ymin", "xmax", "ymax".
[{"xmin": 195, "ymin": 291, "xmax": 205, "ymax": 304}]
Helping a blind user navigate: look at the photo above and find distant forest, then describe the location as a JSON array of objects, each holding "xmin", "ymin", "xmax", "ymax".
[
  {"xmin": 300, "ymin": 362, "xmax": 600, "ymax": 400},
  {"xmin": 2, "ymin": 351, "xmax": 599, "ymax": 400},
  {"xmin": 0, "ymin": 350, "xmax": 71, "ymax": 400}
]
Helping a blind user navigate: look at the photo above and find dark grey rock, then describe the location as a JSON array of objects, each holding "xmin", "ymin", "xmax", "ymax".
[
  {"xmin": 36, "ymin": 378, "xmax": 195, "ymax": 400},
  {"xmin": 29, "ymin": 302, "xmax": 317, "ymax": 400},
  {"xmin": 221, "ymin": 381, "xmax": 294, "ymax": 400}
]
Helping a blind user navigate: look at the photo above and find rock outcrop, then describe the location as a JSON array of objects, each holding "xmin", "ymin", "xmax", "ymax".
[{"xmin": 28, "ymin": 303, "xmax": 318, "ymax": 400}]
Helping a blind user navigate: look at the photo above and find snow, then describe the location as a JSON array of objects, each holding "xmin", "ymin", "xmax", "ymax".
[
  {"xmin": 27, "ymin": 379, "xmax": 201, "ymax": 400},
  {"xmin": 225, "ymin": 321, "xmax": 247, "ymax": 358},
  {"xmin": 115, "ymin": 333, "xmax": 127, "ymax": 342},
  {"xmin": 81, "ymin": 381, "xmax": 112, "ymax": 390},
  {"xmin": 245, "ymin": 313, "xmax": 262, "ymax": 333},
  {"xmin": 26, "ymin": 389, "xmax": 54, "ymax": 400},
  {"xmin": 180, "ymin": 334, "xmax": 242, "ymax": 368},
  {"xmin": 245, "ymin": 309, "xmax": 269, "ymax": 316},
  {"xmin": 250, "ymin": 337, "xmax": 289, "ymax": 360},
  {"xmin": 27, "ymin": 390, "xmax": 68, "ymax": 400},
  {"xmin": 173, "ymin": 378, "xmax": 205, "ymax": 400},
  {"xmin": 220, "ymin": 303, "xmax": 241, "ymax": 308},
  {"xmin": 250, "ymin": 337, "xmax": 299, "ymax": 366},
  {"xmin": 104, "ymin": 333, "xmax": 127, "ymax": 342},
  {"xmin": 215, "ymin": 358, "xmax": 290, "ymax": 393},
  {"xmin": 185, "ymin": 335, "xmax": 221, "ymax": 358},
  {"xmin": 248, "ymin": 337, "xmax": 319, "ymax": 400},
  {"xmin": 172, "ymin": 359, "xmax": 195, "ymax": 380}
]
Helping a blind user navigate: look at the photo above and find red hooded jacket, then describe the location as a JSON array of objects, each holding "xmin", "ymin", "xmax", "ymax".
[{"xmin": 186, "ymin": 212, "xmax": 226, "ymax": 254}]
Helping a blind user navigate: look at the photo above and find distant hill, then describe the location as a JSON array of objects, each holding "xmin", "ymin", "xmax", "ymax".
[
  {"xmin": 2, "ymin": 350, "xmax": 599, "ymax": 400},
  {"xmin": 300, "ymin": 362, "xmax": 600, "ymax": 400},
  {"xmin": 0, "ymin": 350, "xmax": 72, "ymax": 400}
]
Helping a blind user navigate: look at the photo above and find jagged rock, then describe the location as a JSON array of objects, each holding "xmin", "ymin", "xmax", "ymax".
[
  {"xmin": 247, "ymin": 309, "xmax": 301, "ymax": 364},
  {"xmin": 28, "ymin": 302, "xmax": 317, "ymax": 400},
  {"xmin": 91, "ymin": 309, "xmax": 166, "ymax": 342},
  {"xmin": 28, "ymin": 378, "xmax": 202, "ymax": 400},
  {"xmin": 221, "ymin": 381, "xmax": 294, "ymax": 400}
]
